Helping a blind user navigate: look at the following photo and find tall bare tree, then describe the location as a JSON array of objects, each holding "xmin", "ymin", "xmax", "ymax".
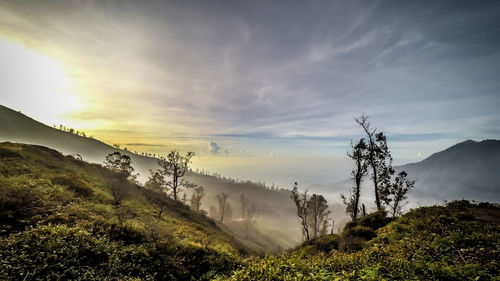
[{"xmin": 158, "ymin": 151, "xmax": 194, "ymax": 201}]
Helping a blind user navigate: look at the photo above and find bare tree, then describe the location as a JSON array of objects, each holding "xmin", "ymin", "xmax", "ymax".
[
  {"xmin": 291, "ymin": 182, "xmax": 310, "ymax": 241},
  {"xmin": 158, "ymin": 151, "xmax": 194, "ymax": 201},
  {"xmin": 216, "ymin": 192, "xmax": 228, "ymax": 222},
  {"xmin": 382, "ymin": 171, "xmax": 415, "ymax": 217},
  {"xmin": 190, "ymin": 185, "xmax": 205, "ymax": 212}
]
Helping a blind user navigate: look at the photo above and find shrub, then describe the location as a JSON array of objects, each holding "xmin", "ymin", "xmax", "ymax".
[
  {"xmin": 52, "ymin": 175, "xmax": 93, "ymax": 197},
  {"xmin": 357, "ymin": 210, "xmax": 393, "ymax": 230}
]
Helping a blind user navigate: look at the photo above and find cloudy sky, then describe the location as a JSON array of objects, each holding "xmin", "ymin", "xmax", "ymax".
[{"xmin": 1, "ymin": 0, "xmax": 499, "ymax": 186}]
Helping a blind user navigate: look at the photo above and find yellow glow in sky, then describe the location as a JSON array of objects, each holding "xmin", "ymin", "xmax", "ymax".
[{"xmin": 0, "ymin": 37, "xmax": 82, "ymax": 128}]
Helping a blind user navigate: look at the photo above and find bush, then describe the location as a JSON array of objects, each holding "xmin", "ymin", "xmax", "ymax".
[
  {"xmin": 52, "ymin": 175, "xmax": 93, "ymax": 197},
  {"xmin": 358, "ymin": 210, "xmax": 393, "ymax": 230},
  {"xmin": 0, "ymin": 177, "xmax": 46, "ymax": 233}
]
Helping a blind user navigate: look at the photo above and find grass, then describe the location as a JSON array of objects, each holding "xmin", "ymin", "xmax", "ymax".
[
  {"xmin": 219, "ymin": 201, "xmax": 500, "ymax": 281},
  {"xmin": 0, "ymin": 142, "xmax": 247, "ymax": 280},
  {"xmin": 1, "ymin": 142, "xmax": 499, "ymax": 280}
]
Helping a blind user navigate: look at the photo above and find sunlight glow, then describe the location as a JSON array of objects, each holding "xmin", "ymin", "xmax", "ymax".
[{"xmin": 0, "ymin": 37, "xmax": 81, "ymax": 127}]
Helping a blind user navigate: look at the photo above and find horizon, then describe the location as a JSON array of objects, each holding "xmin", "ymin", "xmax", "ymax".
[{"xmin": 1, "ymin": 1, "xmax": 500, "ymax": 187}]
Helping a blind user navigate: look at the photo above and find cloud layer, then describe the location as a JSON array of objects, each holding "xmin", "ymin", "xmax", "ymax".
[{"xmin": 1, "ymin": 0, "xmax": 499, "ymax": 185}]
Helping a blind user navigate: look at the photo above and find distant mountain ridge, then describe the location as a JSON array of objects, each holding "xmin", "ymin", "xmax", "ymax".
[{"xmin": 398, "ymin": 139, "xmax": 500, "ymax": 203}]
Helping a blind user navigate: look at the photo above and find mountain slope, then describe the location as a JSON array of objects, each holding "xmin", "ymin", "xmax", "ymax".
[
  {"xmin": 0, "ymin": 142, "xmax": 244, "ymax": 280},
  {"xmin": 0, "ymin": 104, "xmax": 302, "ymax": 248},
  {"xmin": 398, "ymin": 139, "xmax": 500, "ymax": 203},
  {"xmin": 0, "ymin": 104, "xmax": 160, "ymax": 178},
  {"xmin": 222, "ymin": 201, "xmax": 500, "ymax": 280}
]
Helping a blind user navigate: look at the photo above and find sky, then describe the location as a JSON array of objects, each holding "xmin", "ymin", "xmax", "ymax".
[{"xmin": 0, "ymin": 0, "xmax": 499, "ymax": 187}]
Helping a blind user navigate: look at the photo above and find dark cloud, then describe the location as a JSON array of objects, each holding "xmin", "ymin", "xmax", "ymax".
[{"xmin": 1, "ymin": 0, "xmax": 499, "ymax": 158}]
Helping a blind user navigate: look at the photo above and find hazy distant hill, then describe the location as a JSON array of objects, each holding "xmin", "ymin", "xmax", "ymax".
[
  {"xmin": 0, "ymin": 104, "xmax": 302, "ymax": 247},
  {"xmin": 398, "ymin": 139, "xmax": 500, "ymax": 203}
]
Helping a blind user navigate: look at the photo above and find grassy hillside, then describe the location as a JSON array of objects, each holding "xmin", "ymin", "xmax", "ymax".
[
  {"xmin": 219, "ymin": 201, "xmax": 500, "ymax": 281},
  {"xmin": 0, "ymin": 142, "xmax": 247, "ymax": 280},
  {"xmin": 0, "ymin": 104, "xmax": 301, "ymax": 248}
]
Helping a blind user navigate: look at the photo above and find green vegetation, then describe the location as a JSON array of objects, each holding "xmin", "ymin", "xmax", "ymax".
[
  {"xmin": 220, "ymin": 201, "xmax": 500, "ymax": 280},
  {"xmin": 1, "ymin": 142, "xmax": 499, "ymax": 280},
  {"xmin": 0, "ymin": 142, "xmax": 245, "ymax": 280}
]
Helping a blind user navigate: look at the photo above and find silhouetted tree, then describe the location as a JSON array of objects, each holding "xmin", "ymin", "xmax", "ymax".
[
  {"xmin": 104, "ymin": 152, "xmax": 135, "ymax": 178},
  {"xmin": 158, "ymin": 151, "xmax": 194, "ymax": 201},
  {"xmin": 104, "ymin": 152, "xmax": 136, "ymax": 205},
  {"xmin": 216, "ymin": 192, "xmax": 228, "ymax": 222},
  {"xmin": 347, "ymin": 138, "xmax": 369, "ymax": 219},
  {"xmin": 381, "ymin": 171, "xmax": 415, "ymax": 217},
  {"xmin": 291, "ymin": 182, "xmax": 310, "ymax": 241},
  {"xmin": 190, "ymin": 185, "xmax": 205, "ymax": 212},
  {"xmin": 355, "ymin": 114, "xmax": 394, "ymax": 210}
]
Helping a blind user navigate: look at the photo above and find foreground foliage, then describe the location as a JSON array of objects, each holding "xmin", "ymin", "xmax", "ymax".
[
  {"xmin": 221, "ymin": 201, "xmax": 500, "ymax": 280},
  {"xmin": 0, "ymin": 142, "xmax": 243, "ymax": 280}
]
